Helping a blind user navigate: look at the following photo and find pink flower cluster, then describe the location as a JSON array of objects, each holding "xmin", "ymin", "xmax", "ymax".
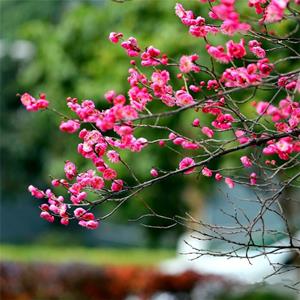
[
  {"xmin": 121, "ymin": 37, "xmax": 141, "ymax": 57},
  {"xmin": 221, "ymin": 58, "xmax": 273, "ymax": 87},
  {"xmin": 208, "ymin": 0, "xmax": 251, "ymax": 35},
  {"xmin": 256, "ymin": 97, "xmax": 300, "ymax": 130},
  {"xmin": 255, "ymin": 98, "xmax": 300, "ymax": 160},
  {"xmin": 169, "ymin": 133, "xmax": 200, "ymax": 150},
  {"xmin": 179, "ymin": 54, "xmax": 200, "ymax": 73},
  {"xmin": 263, "ymin": 137, "xmax": 300, "ymax": 160},
  {"xmin": 278, "ymin": 75, "xmax": 300, "ymax": 92},
  {"xmin": 212, "ymin": 113, "xmax": 235, "ymax": 130},
  {"xmin": 22, "ymin": 1, "xmax": 299, "ymax": 230},
  {"xmin": 141, "ymin": 46, "xmax": 168, "ymax": 66},
  {"xmin": 175, "ymin": 3, "xmax": 218, "ymax": 38},
  {"xmin": 150, "ymin": 70, "xmax": 176, "ymax": 107},
  {"xmin": 262, "ymin": 0, "xmax": 289, "ymax": 23},
  {"xmin": 178, "ymin": 158, "xmax": 235, "ymax": 189},
  {"xmin": 28, "ymin": 184, "xmax": 99, "ymax": 228},
  {"xmin": 20, "ymin": 93, "xmax": 49, "ymax": 112},
  {"xmin": 206, "ymin": 39, "xmax": 246, "ymax": 63}
]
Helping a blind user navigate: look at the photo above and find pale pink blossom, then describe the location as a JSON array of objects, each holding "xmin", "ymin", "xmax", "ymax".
[
  {"xmin": 225, "ymin": 177, "xmax": 235, "ymax": 189},
  {"xmin": 202, "ymin": 167, "xmax": 213, "ymax": 177},
  {"xmin": 64, "ymin": 161, "xmax": 77, "ymax": 180},
  {"xmin": 240, "ymin": 156, "xmax": 253, "ymax": 168},
  {"xmin": 250, "ymin": 172, "xmax": 257, "ymax": 185},
  {"xmin": 175, "ymin": 90, "xmax": 195, "ymax": 106},
  {"xmin": 202, "ymin": 126, "xmax": 214, "ymax": 138},
  {"xmin": 107, "ymin": 150, "xmax": 120, "ymax": 163},
  {"xmin": 206, "ymin": 44, "xmax": 231, "ymax": 63},
  {"xmin": 263, "ymin": 0, "xmax": 289, "ymax": 23},
  {"xmin": 179, "ymin": 54, "xmax": 200, "ymax": 73}
]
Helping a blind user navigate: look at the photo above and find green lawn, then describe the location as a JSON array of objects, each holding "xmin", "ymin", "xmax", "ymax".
[{"xmin": 0, "ymin": 244, "xmax": 176, "ymax": 266}]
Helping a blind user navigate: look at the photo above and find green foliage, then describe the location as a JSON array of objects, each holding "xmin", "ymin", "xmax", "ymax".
[{"xmin": 0, "ymin": 244, "xmax": 175, "ymax": 265}]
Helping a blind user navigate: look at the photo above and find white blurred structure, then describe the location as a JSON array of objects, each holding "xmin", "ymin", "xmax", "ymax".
[{"xmin": 160, "ymin": 231, "xmax": 300, "ymax": 285}]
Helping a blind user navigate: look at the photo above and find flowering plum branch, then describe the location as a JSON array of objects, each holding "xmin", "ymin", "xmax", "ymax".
[{"xmin": 21, "ymin": 0, "xmax": 299, "ymax": 267}]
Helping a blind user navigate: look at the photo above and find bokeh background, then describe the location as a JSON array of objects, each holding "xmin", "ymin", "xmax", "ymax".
[{"xmin": 1, "ymin": 0, "xmax": 299, "ymax": 299}]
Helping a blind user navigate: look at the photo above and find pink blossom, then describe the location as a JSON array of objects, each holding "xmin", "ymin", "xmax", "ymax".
[
  {"xmin": 179, "ymin": 54, "xmax": 200, "ymax": 73},
  {"xmin": 202, "ymin": 167, "xmax": 213, "ymax": 177},
  {"xmin": 179, "ymin": 157, "xmax": 195, "ymax": 174},
  {"xmin": 158, "ymin": 140, "xmax": 165, "ymax": 147},
  {"xmin": 175, "ymin": 90, "xmax": 195, "ymax": 106},
  {"xmin": 40, "ymin": 211, "xmax": 54, "ymax": 223},
  {"xmin": 173, "ymin": 137, "xmax": 185, "ymax": 145},
  {"xmin": 221, "ymin": 19, "xmax": 251, "ymax": 36},
  {"xmin": 121, "ymin": 37, "xmax": 140, "ymax": 57},
  {"xmin": 79, "ymin": 220, "xmax": 99, "ymax": 229},
  {"xmin": 111, "ymin": 179, "xmax": 124, "ymax": 192},
  {"xmin": 103, "ymin": 168, "xmax": 117, "ymax": 180},
  {"xmin": 28, "ymin": 185, "xmax": 45, "ymax": 199},
  {"xmin": 202, "ymin": 126, "xmax": 214, "ymax": 138},
  {"xmin": 128, "ymin": 86, "xmax": 152, "ymax": 111},
  {"xmin": 107, "ymin": 150, "xmax": 120, "ymax": 163},
  {"xmin": 104, "ymin": 90, "xmax": 116, "ymax": 103},
  {"xmin": 212, "ymin": 113, "xmax": 234, "ymax": 130},
  {"xmin": 206, "ymin": 80, "xmax": 219, "ymax": 90},
  {"xmin": 59, "ymin": 120, "xmax": 80, "ymax": 134},
  {"xmin": 240, "ymin": 156, "xmax": 253, "ymax": 168},
  {"xmin": 64, "ymin": 161, "xmax": 77, "ymax": 180},
  {"xmin": 189, "ymin": 85, "xmax": 201, "ymax": 92},
  {"xmin": 61, "ymin": 218, "xmax": 69, "ymax": 226},
  {"xmin": 225, "ymin": 177, "xmax": 235, "ymax": 189},
  {"xmin": 215, "ymin": 173, "xmax": 223, "ymax": 181},
  {"xmin": 248, "ymin": 40, "xmax": 266, "ymax": 58},
  {"xmin": 74, "ymin": 207, "xmax": 87, "ymax": 219},
  {"xmin": 181, "ymin": 141, "xmax": 200, "ymax": 150},
  {"xmin": 206, "ymin": 44, "xmax": 231, "ymax": 63},
  {"xmin": 91, "ymin": 176, "xmax": 105, "ymax": 190},
  {"xmin": 109, "ymin": 32, "xmax": 123, "ymax": 43},
  {"xmin": 192, "ymin": 118, "xmax": 200, "ymax": 127},
  {"xmin": 250, "ymin": 172, "xmax": 257, "ymax": 185},
  {"xmin": 256, "ymin": 101, "xmax": 270, "ymax": 115},
  {"xmin": 248, "ymin": 0, "xmax": 267, "ymax": 14},
  {"xmin": 150, "ymin": 168, "xmax": 159, "ymax": 177},
  {"xmin": 20, "ymin": 93, "xmax": 49, "ymax": 112},
  {"xmin": 263, "ymin": 0, "xmax": 289, "ymax": 23},
  {"xmin": 235, "ymin": 130, "xmax": 250, "ymax": 144},
  {"xmin": 221, "ymin": 65, "xmax": 262, "ymax": 88},
  {"xmin": 226, "ymin": 39, "xmax": 246, "ymax": 59},
  {"xmin": 51, "ymin": 179, "xmax": 60, "ymax": 187},
  {"xmin": 141, "ymin": 46, "xmax": 162, "ymax": 66},
  {"xmin": 169, "ymin": 133, "xmax": 177, "ymax": 140},
  {"xmin": 257, "ymin": 58, "xmax": 273, "ymax": 76}
]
